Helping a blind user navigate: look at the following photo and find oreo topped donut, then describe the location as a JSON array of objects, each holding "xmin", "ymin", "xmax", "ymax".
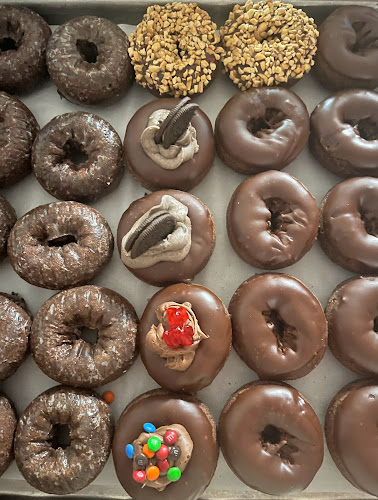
[
  {"xmin": 0, "ymin": 6, "xmax": 51, "ymax": 93},
  {"xmin": 47, "ymin": 16, "xmax": 133, "ymax": 105},
  {"xmin": 0, "ymin": 393, "xmax": 17, "ymax": 477},
  {"xmin": 0, "ymin": 196, "xmax": 16, "ymax": 261}
]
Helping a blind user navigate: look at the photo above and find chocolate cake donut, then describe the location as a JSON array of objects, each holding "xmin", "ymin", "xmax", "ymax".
[
  {"xmin": 14, "ymin": 385, "xmax": 114, "ymax": 495},
  {"xmin": 0, "ymin": 196, "xmax": 16, "ymax": 261},
  {"xmin": 31, "ymin": 285, "xmax": 138, "ymax": 388},
  {"xmin": 0, "ymin": 393, "xmax": 17, "ymax": 477},
  {"xmin": 215, "ymin": 88, "xmax": 310, "ymax": 175},
  {"xmin": 229, "ymin": 273, "xmax": 328, "ymax": 380},
  {"xmin": 310, "ymin": 90, "xmax": 378, "ymax": 178},
  {"xmin": 0, "ymin": 294, "xmax": 31, "ymax": 381},
  {"xmin": 47, "ymin": 16, "xmax": 132, "ymax": 105},
  {"xmin": 32, "ymin": 112, "xmax": 124, "ymax": 202},
  {"xmin": 125, "ymin": 98, "xmax": 214, "ymax": 191},
  {"xmin": 113, "ymin": 389, "xmax": 218, "ymax": 500},
  {"xmin": 8, "ymin": 201, "xmax": 113, "ymax": 289},
  {"xmin": 227, "ymin": 171, "xmax": 319, "ymax": 269},
  {"xmin": 315, "ymin": 6, "xmax": 378, "ymax": 90},
  {"xmin": 319, "ymin": 177, "xmax": 378, "ymax": 274},
  {"xmin": 219, "ymin": 381, "xmax": 324, "ymax": 496},
  {"xmin": 117, "ymin": 190, "xmax": 215, "ymax": 287},
  {"xmin": 325, "ymin": 379, "xmax": 378, "ymax": 497},
  {"xmin": 0, "ymin": 6, "xmax": 51, "ymax": 93},
  {"xmin": 0, "ymin": 92, "xmax": 39, "ymax": 187},
  {"xmin": 138, "ymin": 283, "xmax": 231, "ymax": 393}
]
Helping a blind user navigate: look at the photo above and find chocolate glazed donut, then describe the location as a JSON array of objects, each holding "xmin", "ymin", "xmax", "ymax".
[
  {"xmin": 0, "ymin": 196, "xmax": 16, "ymax": 261},
  {"xmin": 215, "ymin": 88, "xmax": 310, "ymax": 175},
  {"xmin": 219, "ymin": 381, "xmax": 324, "ymax": 496},
  {"xmin": 315, "ymin": 6, "xmax": 378, "ymax": 90},
  {"xmin": 229, "ymin": 273, "xmax": 328, "ymax": 380},
  {"xmin": 0, "ymin": 393, "xmax": 17, "ymax": 477}
]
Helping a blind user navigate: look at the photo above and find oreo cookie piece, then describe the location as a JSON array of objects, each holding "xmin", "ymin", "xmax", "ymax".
[
  {"xmin": 129, "ymin": 212, "xmax": 176, "ymax": 259},
  {"xmin": 125, "ymin": 210, "xmax": 170, "ymax": 253},
  {"xmin": 163, "ymin": 103, "xmax": 199, "ymax": 149},
  {"xmin": 155, "ymin": 97, "xmax": 191, "ymax": 145}
]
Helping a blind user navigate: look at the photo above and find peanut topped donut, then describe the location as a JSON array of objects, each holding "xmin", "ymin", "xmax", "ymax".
[
  {"xmin": 0, "ymin": 196, "xmax": 16, "ymax": 261},
  {"xmin": 220, "ymin": 0, "xmax": 318, "ymax": 90},
  {"xmin": 128, "ymin": 3, "xmax": 223, "ymax": 97}
]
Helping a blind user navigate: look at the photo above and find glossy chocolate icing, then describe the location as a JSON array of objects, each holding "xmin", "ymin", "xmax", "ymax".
[
  {"xmin": 310, "ymin": 90, "xmax": 378, "ymax": 178},
  {"xmin": 112, "ymin": 389, "xmax": 218, "ymax": 500},
  {"xmin": 315, "ymin": 6, "xmax": 378, "ymax": 90},
  {"xmin": 229, "ymin": 273, "xmax": 327, "ymax": 380},
  {"xmin": 219, "ymin": 381, "xmax": 324, "ymax": 496},
  {"xmin": 319, "ymin": 177, "xmax": 378, "ymax": 274},
  {"xmin": 215, "ymin": 88, "xmax": 309, "ymax": 175},
  {"xmin": 117, "ymin": 190, "xmax": 215, "ymax": 287},
  {"xmin": 227, "ymin": 171, "xmax": 319, "ymax": 270},
  {"xmin": 125, "ymin": 98, "xmax": 215, "ymax": 191},
  {"xmin": 139, "ymin": 283, "xmax": 231, "ymax": 392}
]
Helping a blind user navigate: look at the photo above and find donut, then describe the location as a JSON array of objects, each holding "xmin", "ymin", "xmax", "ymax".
[
  {"xmin": 117, "ymin": 190, "xmax": 215, "ymax": 287},
  {"xmin": 125, "ymin": 97, "xmax": 215, "ymax": 191},
  {"xmin": 8, "ymin": 201, "xmax": 114, "ymax": 290},
  {"xmin": 31, "ymin": 285, "xmax": 138, "ymax": 388},
  {"xmin": 138, "ymin": 283, "xmax": 231, "ymax": 393},
  {"xmin": 0, "ymin": 293, "xmax": 31, "ymax": 381},
  {"xmin": 229, "ymin": 273, "xmax": 328, "ymax": 380},
  {"xmin": 113, "ymin": 389, "xmax": 218, "ymax": 499},
  {"xmin": 47, "ymin": 16, "xmax": 133, "ymax": 105},
  {"xmin": 0, "ymin": 6, "xmax": 51, "ymax": 93},
  {"xmin": 14, "ymin": 385, "xmax": 114, "ymax": 495},
  {"xmin": 319, "ymin": 177, "xmax": 378, "ymax": 274},
  {"xmin": 0, "ymin": 92, "xmax": 39, "ymax": 187},
  {"xmin": 0, "ymin": 196, "xmax": 16, "ymax": 261},
  {"xmin": 315, "ymin": 6, "xmax": 378, "ymax": 91},
  {"xmin": 32, "ymin": 112, "xmax": 124, "ymax": 202},
  {"xmin": 219, "ymin": 381, "xmax": 324, "ymax": 496},
  {"xmin": 325, "ymin": 379, "xmax": 378, "ymax": 497},
  {"xmin": 220, "ymin": 0, "xmax": 318, "ymax": 91},
  {"xmin": 310, "ymin": 90, "xmax": 378, "ymax": 178},
  {"xmin": 128, "ymin": 2, "xmax": 223, "ymax": 98},
  {"xmin": 0, "ymin": 393, "xmax": 17, "ymax": 477},
  {"xmin": 227, "ymin": 171, "xmax": 319, "ymax": 270},
  {"xmin": 215, "ymin": 88, "xmax": 309, "ymax": 175}
]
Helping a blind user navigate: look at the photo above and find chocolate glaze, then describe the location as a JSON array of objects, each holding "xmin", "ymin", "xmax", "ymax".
[
  {"xmin": 117, "ymin": 190, "xmax": 215, "ymax": 287},
  {"xmin": 125, "ymin": 98, "xmax": 215, "ymax": 192},
  {"xmin": 139, "ymin": 283, "xmax": 231, "ymax": 392},
  {"xmin": 229, "ymin": 273, "xmax": 328, "ymax": 380},
  {"xmin": 315, "ymin": 6, "xmax": 378, "ymax": 90},
  {"xmin": 325, "ymin": 379, "xmax": 378, "ymax": 496},
  {"xmin": 215, "ymin": 88, "xmax": 309, "ymax": 175},
  {"xmin": 227, "ymin": 171, "xmax": 319, "ymax": 270},
  {"xmin": 319, "ymin": 177, "xmax": 378, "ymax": 274},
  {"xmin": 219, "ymin": 381, "xmax": 324, "ymax": 496},
  {"xmin": 112, "ymin": 389, "xmax": 218, "ymax": 500},
  {"xmin": 0, "ymin": 196, "xmax": 16, "ymax": 261},
  {"xmin": 0, "ymin": 393, "xmax": 17, "ymax": 477},
  {"xmin": 310, "ymin": 90, "xmax": 378, "ymax": 178}
]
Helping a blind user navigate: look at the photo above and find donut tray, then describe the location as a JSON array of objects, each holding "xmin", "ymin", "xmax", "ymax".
[{"xmin": 0, "ymin": 1, "xmax": 377, "ymax": 499}]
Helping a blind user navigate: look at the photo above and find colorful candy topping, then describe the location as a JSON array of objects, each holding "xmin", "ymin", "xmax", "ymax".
[
  {"xmin": 143, "ymin": 422, "xmax": 156, "ymax": 433},
  {"xmin": 126, "ymin": 444, "xmax": 134, "ymax": 459},
  {"xmin": 147, "ymin": 436, "xmax": 161, "ymax": 452},
  {"xmin": 167, "ymin": 467, "xmax": 182, "ymax": 482},
  {"xmin": 157, "ymin": 459, "xmax": 170, "ymax": 472},
  {"xmin": 146, "ymin": 465, "xmax": 160, "ymax": 481},
  {"xmin": 143, "ymin": 443, "xmax": 155, "ymax": 458},
  {"xmin": 102, "ymin": 391, "xmax": 115, "ymax": 404},
  {"xmin": 164, "ymin": 429, "xmax": 178, "ymax": 445},
  {"xmin": 133, "ymin": 470, "xmax": 146, "ymax": 483},
  {"xmin": 163, "ymin": 306, "xmax": 194, "ymax": 349},
  {"xmin": 156, "ymin": 444, "xmax": 169, "ymax": 460}
]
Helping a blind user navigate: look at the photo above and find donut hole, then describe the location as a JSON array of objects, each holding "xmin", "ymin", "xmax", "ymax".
[
  {"xmin": 247, "ymin": 108, "xmax": 285, "ymax": 137},
  {"xmin": 80, "ymin": 327, "xmax": 99, "ymax": 345},
  {"xmin": 0, "ymin": 37, "xmax": 17, "ymax": 52},
  {"xmin": 50, "ymin": 423, "xmax": 71, "ymax": 450},
  {"xmin": 76, "ymin": 39, "xmax": 99, "ymax": 64},
  {"xmin": 359, "ymin": 209, "xmax": 378, "ymax": 237},
  {"xmin": 357, "ymin": 118, "xmax": 378, "ymax": 141},
  {"xmin": 351, "ymin": 21, "xmax": 376, "ymax": 52},
  {"xmin": 63, "ymin": 139, "xmax": 89, "ymax": 169},
  {"xmin": 48, "ymin": 234, "xmax": 77, "ymax": 247},
  {"xmin": 265, "ymin": 198, "xmax": 292, "ymax": 234},
  {"xmin": 262, "ymin": 310, "xmax": 297, "ymax": 352},
  {"xmin": 260, "ymin": 425, "xmax": 298, "ymax": 464},
  {"xmin": 261, "ymin": 424, "xmax": 281, "ymax": 445}
]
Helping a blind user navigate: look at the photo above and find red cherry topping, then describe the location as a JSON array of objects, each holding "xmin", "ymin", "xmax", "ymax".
[
  {"xmin": 167, "ymin": 307, "xmax": 189, "ymax": 327},
  {"xmin": 164, "ymin": 429, "xmax": 178, "ymax": 445},
  {"xmin": 157, "ymin": 459, "xmax": 170, "ymax": 472},
  {"xmin": 163, "ymin": 307, "xmax": 194, "ymax": 349},
  {"xmin": 133, "ymin": 470, "xmax": 146, "ymax": 483},
  {"xmin": 156, "ymin": 444, "xmax": 169, "ymax": 460}
]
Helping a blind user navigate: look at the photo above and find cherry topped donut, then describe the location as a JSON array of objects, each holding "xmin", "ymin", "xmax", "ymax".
[{"xmin": 215, "ymin": 88, "xmax": 309, "ymax": 175}]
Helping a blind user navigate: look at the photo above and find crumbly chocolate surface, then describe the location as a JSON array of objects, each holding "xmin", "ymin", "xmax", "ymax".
[
  {"xmin": 0, "ymin": 196, "xmax": 16, "ymax": 261},
  {"xmin": 0, "ymin": 394, "xmax": 17, "ymax": 477}
]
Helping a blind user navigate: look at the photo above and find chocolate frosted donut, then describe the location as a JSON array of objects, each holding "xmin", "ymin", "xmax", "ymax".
[
  {"xmin": 117, "ymin": 190, "xmax": 215, "ymax": 287},
  {"xmin": 215, "ymin": 88, "xmax": 309, "ymax": 175},
  {"xmin": 14, "ymin": 385, "xmax": 114, "ymax": 495},
  {"xmin": 310, "ymin": 90, "xmax": 378, "ymax": 178},
  {"xmin": 0, "ymin": 6, "xmax": 51, "ymax": 93},
  {"xmin": 31, "ymin": 285, "xmax": 138, "ymax": 388},
  {"xmin": 32, "ymin": 112, "xmax": 124, "ymax": 202},
  {"xmin": 125, "ymin": 98, "xmax": 214, "ymax": 192},
  {"xmin": 315, "ymin": 6, "xmax": 378, "ymax": 90},
  {"xmin": 227, "ymin": 171, "xmax": 319, "ymax": 270},
  {"xmin": 0, "ymin": 393, "xmax": 17, "ymax": 477},
  {"xmin": 0, "ymin": 294, "xmax": 31, "ymax": 381},
  {"xmin": 229, "ymin": 273, "xmax": 328, "ymax": 380},
  {"xmin": 0, "ymin": 92, "xmax": 39, "ymax": 187},
  {"xmin": 325, "ymin": 379, "xmax": 378, "ymax": 497},
  {"xmin": 8, "ymin": 201, "xmax": 113, "ymax": 289},
  {"xmin": 319, "ymin": 177, "xmax": 378, "ymax": 274},
  {"xmin": 47, "ymin": 16, "xmax": 132, "ymax": 105},
  {"xmin": 113, "ymin": 389, "xmax": 218, "ymax": 500},
  {"xmin": 0, "ymin": 196, "xmax": 16, "ymax": 261},
  {"xmin": 219, "ymin": 381, "xmax": 324, "ymax": 496},
  {"xmin": 138, "ymin": 283, "xmax": 231, "ymax": 393}
]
